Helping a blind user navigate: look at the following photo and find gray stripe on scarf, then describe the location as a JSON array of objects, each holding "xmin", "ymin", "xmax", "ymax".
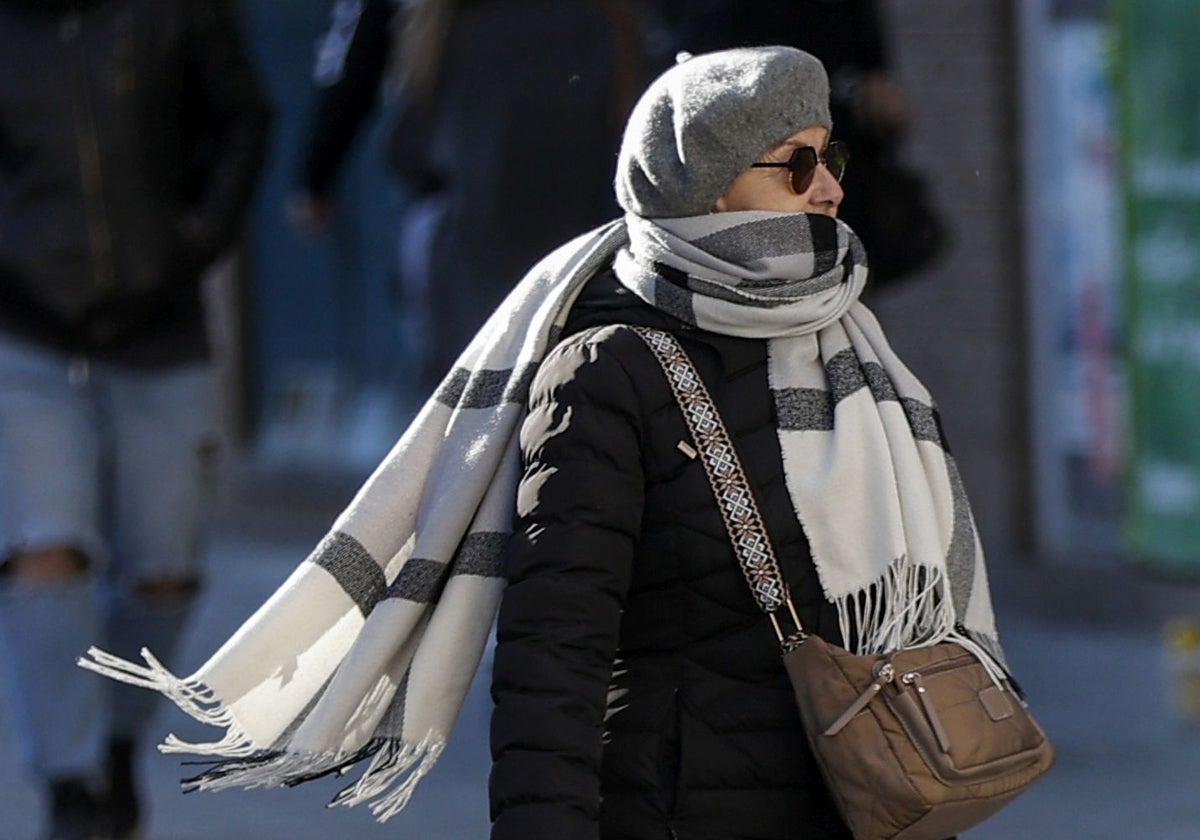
[
  {"xmin": 693, "ymin": 214, "xmax": 815, "ymax": 262},
  {"xmin": 820, "ymin": 353, "xmax": 951, "ymax": 453},
  {"xmin": 434, "ymin": 364, "xmax": 539, "ymax": 409},
  {"xmin": 863, "ymin": 362, "xmax": 899, "ymax": 402},
  {"xmin": 387, "ymin": 558, "xmax": 445, "ymax": 603},
  {"xmin": 652, "ymin": 273, "xmax": 698, "ymax": 324},
  {"xmin": 814, "ymin": 230, "xmax": 842, "ymax": 275},
  {"xmin": 944, "ymin": 458, "xmax": 978, "ymax": 619},
  {"xmin": 825, "ymin": 351, "xmax": 900, "ymax": 405},
  {"xmin": 774, "ymin": 387, "xmax": 833, "ymax": 431},
  {"xmin": 900, "ymin": 398, "xmax": 949, "ymax": 453},
  {"xmin": 452, "ymin": 531, "xmax": 508, "ymax": 577},
  {"xmin": 311, "ymin": 532, "xmax": 388, "ymax": 616},
  {"xmin": 386, "ymin": 533, "xmax": 507, "ymax": 604}
]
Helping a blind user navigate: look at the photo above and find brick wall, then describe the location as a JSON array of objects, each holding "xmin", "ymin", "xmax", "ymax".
[{"xmin": 868, "ymin": 1, "xmax": 1031, "ymax": 557}]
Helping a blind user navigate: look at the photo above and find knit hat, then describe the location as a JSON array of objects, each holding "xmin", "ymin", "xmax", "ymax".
[{"xmin": 615, "ymin": 46, "xmax": 832, "ymax": 219}]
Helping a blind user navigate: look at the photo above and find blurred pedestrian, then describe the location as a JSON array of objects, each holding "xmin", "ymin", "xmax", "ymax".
[
  {"xmin": 0, "ymin": 1, "xmax": 271, "ymax": 838},
  {"xmin": 289, "ymin": 0, "xmax": 646, "ymax": 394}
]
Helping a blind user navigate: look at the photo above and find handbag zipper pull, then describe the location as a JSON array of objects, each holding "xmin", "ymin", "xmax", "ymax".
[
  {"xmin": 902, "ymin": 671, "xmax": 953, "ymax": 753},
  {"xmin": 824, "ymin": 662, "xmax": 894, "ymax": 736}
]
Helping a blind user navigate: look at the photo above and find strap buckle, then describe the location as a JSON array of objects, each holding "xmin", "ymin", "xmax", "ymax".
[{"xmin": 769, "ymin": 594, "xmax": 809, "ymax": 653}]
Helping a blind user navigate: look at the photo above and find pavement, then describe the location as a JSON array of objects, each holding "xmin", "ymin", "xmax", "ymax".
[{"xmin": 3, "ymin": 462, "xmax": 1200, "ymax": 839}]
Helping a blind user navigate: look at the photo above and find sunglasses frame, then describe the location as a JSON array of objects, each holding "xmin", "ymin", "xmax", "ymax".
[{"xmin": 750, "ymin": 140, "xmax": 849, "ymax": 195}]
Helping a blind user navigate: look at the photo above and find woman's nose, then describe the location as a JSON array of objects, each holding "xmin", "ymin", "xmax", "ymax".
[{"xmin": 810, "ymin": 164, "xmax": 844, "ymax": 212}]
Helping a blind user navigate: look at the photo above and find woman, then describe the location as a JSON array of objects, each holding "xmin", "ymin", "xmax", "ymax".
[
  {"xmin": 488, "ymin": 46, "xmax": 998, "ymax": 839},
  {"xmin": 83, "ymin": 47, "xmax": 1000, "ymax": 840}
]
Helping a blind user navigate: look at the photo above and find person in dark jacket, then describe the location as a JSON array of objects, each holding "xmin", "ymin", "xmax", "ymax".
[
  {"xmin": 0, "ymin": 1, "xmax": 271, "ymax": 838},
  {"xmin": 288, "ymin": 0, "xmax": 645, "ymax": 394},
  {"xmin": 486, "ymin": 48, "xmax": 853, "ymax": 840},
  {"xmin": 488, "ymin": 46, "xmax": 995, "ymax": 840}
]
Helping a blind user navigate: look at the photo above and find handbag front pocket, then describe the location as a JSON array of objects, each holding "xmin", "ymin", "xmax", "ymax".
[{"xmin": 880, "ymin": 652, "xmax": 1048, "ymax": 785}]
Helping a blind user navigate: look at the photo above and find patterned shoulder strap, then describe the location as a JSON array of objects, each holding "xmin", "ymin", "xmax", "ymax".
[{"xmin": 629, "ymin": 326, "xmax": 807, "ymax": 645}]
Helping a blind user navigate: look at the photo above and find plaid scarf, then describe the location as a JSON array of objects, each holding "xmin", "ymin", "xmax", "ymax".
[{"xmin": 80, "ymin": 210, "xmax": 1001, "ymax": 821}]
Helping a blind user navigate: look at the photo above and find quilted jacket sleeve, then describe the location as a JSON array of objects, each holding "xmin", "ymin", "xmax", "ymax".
[{"xmin": 489, "ymin": 329, "xmax": 646, "ymax": 840}]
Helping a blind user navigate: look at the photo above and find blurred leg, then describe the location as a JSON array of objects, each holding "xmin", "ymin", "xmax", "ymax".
[
  {"xmin": 103, "ymin": 362, "xmax": 215, "ymax": 736},
  {"xmin": 101, "ymin": 362, "xmax": 215, "ymax": 838},
  {"xmin": 0, "ymin": 334, "xmax": 107, "ymax": 781},
  {"xmin": 0, "ymin": 555, "xmax": 106, "ymax": 779},
  {"xmin": 0, "ymin": 333, "xmax": 109, "ymax": 838}
]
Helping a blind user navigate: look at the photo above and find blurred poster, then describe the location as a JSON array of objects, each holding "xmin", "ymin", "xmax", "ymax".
[
  {"xmin": 1115, "ymin": 0, "xmax": 1200, "ymax": 572},
  {"xmin": 1019, "ymin": 0, "xmax": 1125, "ymax": 558}
]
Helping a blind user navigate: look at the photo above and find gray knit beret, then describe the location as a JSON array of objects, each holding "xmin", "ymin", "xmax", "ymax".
[{"xmin": 615, "ymin": 46, "xmax": 832, "ymax": 218}]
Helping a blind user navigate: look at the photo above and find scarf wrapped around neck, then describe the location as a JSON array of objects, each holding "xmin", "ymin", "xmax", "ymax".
[{"xmin": 80, "ymin": 210, "xmax": 1002, "ymax": 821}]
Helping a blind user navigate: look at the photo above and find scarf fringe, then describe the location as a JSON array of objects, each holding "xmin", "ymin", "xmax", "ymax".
[
  {"xmin": 833, "ymin": 561, "xmax": 1008, "ymax": 685},
  {"xmin": 176, "ymin": 734, "xmax": 443, "ymax": 823},
  {"xmin": 330, "ymin": 734, "xmax": 445, "ymax": 821},
  {"xmin": 80, "ymin": 645, "xmax": 448, "ymax": 817},
  {"xmin": 835, "ymin": 559, "xmax": 955, "ymax": 656},
  {"xmin": 78, "ymin": 646, "xmax": 257, "ymax": 756},
  {"xmin": 183, "ymin": 742, "xmax": 372, "ymax": 793}
]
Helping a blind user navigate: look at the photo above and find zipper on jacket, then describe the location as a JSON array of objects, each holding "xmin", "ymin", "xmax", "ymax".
[
  {"xmin": 64, "ymin": 12, "xmax": 116, "ymax": 292},
  {"xmin": 663, "ymin": 687, "xmax": 682, "ymax": 840}
]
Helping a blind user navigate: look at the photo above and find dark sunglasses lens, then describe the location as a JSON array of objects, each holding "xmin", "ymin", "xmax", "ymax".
[
  {"xmin": 788, "ymin": 147, "xmax": 819, "ymax": 194},
  {"xmin": 825, "ymin": 141, "xmax": 849, "ymax": 182}
]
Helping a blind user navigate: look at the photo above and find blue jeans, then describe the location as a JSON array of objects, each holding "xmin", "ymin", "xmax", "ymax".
[{"xmin": 0, "ymin": 331, "xmax": 215, "ymax": 782}]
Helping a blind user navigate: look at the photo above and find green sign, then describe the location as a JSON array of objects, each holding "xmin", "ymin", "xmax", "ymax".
[{"xmin": 1115, "ymin": 0, "xmax": 1200, "ymax": 571}]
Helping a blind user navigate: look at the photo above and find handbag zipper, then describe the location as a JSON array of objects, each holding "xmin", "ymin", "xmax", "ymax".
[
  {"xmin": 900, "ymin": 671, "xmax": 953, "ymax": 753},
  {"xmin": 823, "ymin": 662, "xmax": 894, "ymax": 736},
  {"xmin": 897, "ymin": 653, "xmax": 975, "ymax": 678},
  {"xmin": 822, "ymin": 655, "xmax": 971, "ymax": 747}
]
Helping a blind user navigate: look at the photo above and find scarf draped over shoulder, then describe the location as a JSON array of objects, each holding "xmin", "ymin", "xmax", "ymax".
[{"xmin": 81, "ymin": 211, "xmax": 1002, "ymax": 821}]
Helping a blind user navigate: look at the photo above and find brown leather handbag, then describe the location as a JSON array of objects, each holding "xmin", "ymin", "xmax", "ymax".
[{"xmin": 634, "ymin": 326, "xmax": 1055, "ymax": 840}]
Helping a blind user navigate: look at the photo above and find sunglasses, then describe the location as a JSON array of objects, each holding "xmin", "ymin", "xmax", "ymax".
[{"xmin": 749, "ymin": 141, "xmax": 849, "ymax": 194}]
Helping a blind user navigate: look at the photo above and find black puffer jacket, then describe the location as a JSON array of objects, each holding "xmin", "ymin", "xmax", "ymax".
[
  {"xmin": 0, "ymin": 0, "xmax": 271, "ymax": 364},
  {"xmin": 490, "ymin": 270, "xmax": 853, "ymax": 840}
]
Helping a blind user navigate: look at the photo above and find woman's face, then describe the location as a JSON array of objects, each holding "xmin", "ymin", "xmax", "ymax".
[{"xmin": 713, "ymin": 126, "xmax": 843, "ymax": 216}]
